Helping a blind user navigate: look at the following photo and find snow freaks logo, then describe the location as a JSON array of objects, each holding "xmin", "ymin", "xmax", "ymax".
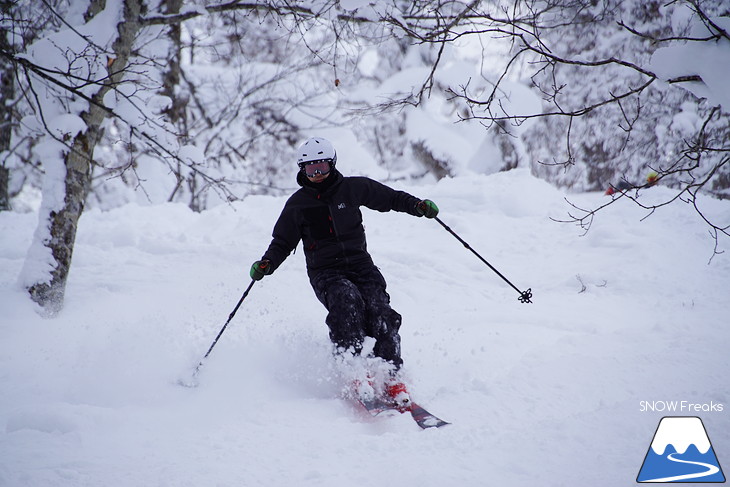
[
  {"xmin": 639, "ymin": 401, "xmax": 724, "ymax": 413},
  {"xmin": 637, "ymin": 417, "xmax": 726, "ymax": 483}
]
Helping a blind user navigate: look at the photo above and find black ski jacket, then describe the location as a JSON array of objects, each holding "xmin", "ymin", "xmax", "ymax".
[{"xmin": 262, "ymin": 170, "xmax": 423, "ymax": 277}]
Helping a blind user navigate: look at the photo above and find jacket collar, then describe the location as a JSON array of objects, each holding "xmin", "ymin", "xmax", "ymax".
[{"xmin": 297, "ymin": 169, "xmax": 343, "ymax": 195}]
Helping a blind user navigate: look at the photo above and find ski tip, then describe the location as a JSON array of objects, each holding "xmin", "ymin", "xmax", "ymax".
[
  {"xmin": 409, "ymin": 402, "xmax": 450, "ymax": 429},
  {"xmin": 416, "ymin": 416, "xmax": 450, "ymax": 429}
]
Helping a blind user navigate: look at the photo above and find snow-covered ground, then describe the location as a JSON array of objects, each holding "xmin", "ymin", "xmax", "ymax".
[{"xmin": 1, "ymin": 169, "xmax": 728, "ymax": 486}]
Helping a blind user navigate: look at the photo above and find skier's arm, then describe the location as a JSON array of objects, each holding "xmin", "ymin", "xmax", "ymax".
[
  {"xmin": 355, "ymin": 177, "xmax": 438, "ymax": 218},
  {"xmin": 252, "ymin": 201, "xmax": 302, "ymax": 278}
]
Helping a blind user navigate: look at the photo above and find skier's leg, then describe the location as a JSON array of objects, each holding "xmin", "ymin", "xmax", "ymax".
[
  {"xmin": 354, "ymin": 265, "xmax": 403, "ymax": 369},
  {"xmin": 310, "ymin": 270, "xmax": 367, "ymax": 356}
]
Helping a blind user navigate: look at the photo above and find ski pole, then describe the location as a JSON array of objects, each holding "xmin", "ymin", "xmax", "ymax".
[
  {"xmin": 434, "ymin": 216, "xmax": 533, "ymax": 304},
  {"xmin": 183, "ymin": 279, "xmax": 257, "ymax": 386}
]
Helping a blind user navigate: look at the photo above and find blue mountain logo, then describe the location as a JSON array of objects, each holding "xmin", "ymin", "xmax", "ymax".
[{"xmin": 637, "ymin": 416, "xmax": 726, "ymax": 483}]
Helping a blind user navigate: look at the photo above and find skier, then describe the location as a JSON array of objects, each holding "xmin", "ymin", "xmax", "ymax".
[{"xmin": 249, "ymin": 137, "xmax": 439, "ymax": 406}]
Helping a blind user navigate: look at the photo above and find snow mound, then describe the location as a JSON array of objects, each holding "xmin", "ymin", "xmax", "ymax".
[{"xmin": 1, "ymin": 170, "xmax": 728, "ymax": 486}]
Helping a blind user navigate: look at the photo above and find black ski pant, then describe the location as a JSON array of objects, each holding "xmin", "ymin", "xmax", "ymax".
[{"xmin": 310, "ymin": 264, "xmax": 403, "ymax": 369}]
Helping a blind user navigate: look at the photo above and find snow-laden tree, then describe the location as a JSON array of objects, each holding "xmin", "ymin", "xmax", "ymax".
[
  {"xmin": 8, "ymin": 0, "xmax": 485, "ymax": 314},
  {"xmin": 437, "ymin": 0, "xmax": 729, "ymax": 247},
  {"xmin": 7, "ymin": 0, "xmax": 323, "ymax": 313},
  {"xmin": 88, "ymin": 5, "xmax": 331, "ymax": 211},
  {"xmin": 11, "ymin": 0, "xmax": 148, "ymax": 314},
  {"xmin": 1, "ymin": 0, "xmax": 55, "ymax": 211},
  {"xmin": 517, "ymin": 0, "xmax": 729, "ymax": 196},
  {"xmin": 6, "ymin": 0, "xmax": 728, "ymax": 314}
]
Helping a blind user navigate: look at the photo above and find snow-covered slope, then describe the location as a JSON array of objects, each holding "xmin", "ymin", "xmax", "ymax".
[{"xmin": 1, "ymin": 169, "xmax": 728, "ymax": 486}]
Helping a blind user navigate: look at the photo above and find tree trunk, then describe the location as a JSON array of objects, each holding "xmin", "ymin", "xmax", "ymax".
[
  {"xmin": 160, "ymin": 0, "xmax": 199, "ymax": 210},
  {"xmin": 26, "ymin": 0, "xmax": 143, "ymax": 314},
  {"xmin": 0, "ymin": 167, "xmax": 8, "ymax": 210},
  {"xmin": 0, "ymin": 1, "xmax": 13, "ymax": 212},
  {"xmin": 160, "ymin": 0, "xmax": 186, "ymax": 127}
]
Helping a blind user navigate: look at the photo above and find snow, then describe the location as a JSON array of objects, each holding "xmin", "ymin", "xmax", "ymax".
[
  {"xmin": 340, "ymin": 0, "xmax": 372, "ymax": 11},
  {"xmin": 47, "ymin": 114, "xmax": 87, "ymax": 141},
  {"xmin": 2, "ymin": 169, "xmax": 729, "ymax": 486},
  {"xmin": 5, "ymin": 1, "xmax": 730, "ymax": 481},
  {"xmin": 651, "ymin": 417, "xmax": 711, "ymax": 455},
  {"xmin": 178, "ymin": 144, "xmax": 206, "ymax": 166},
  {"xmin": 650, "ymin": 15, "xmax": 730, "ymax": 112},
  {"xmin": 357, "ymin": 49, "xmax": 380, "ymax": 77},
  {"xmin": 16, "ymin": 152, "xmax": 66, "ymax": 290}
]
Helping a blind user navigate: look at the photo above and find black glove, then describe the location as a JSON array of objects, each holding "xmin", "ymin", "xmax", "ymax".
[
  {"xmin": 415, "ymin": 199, "xmax": 439, "ymax": 218},
  {"xmin": 249, "ymin": 259, "xmax": 273, "ymax": 281}
]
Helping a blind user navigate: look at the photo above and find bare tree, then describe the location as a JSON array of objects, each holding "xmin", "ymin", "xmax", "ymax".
[
  {"xmin": 10, "ymin": 0, "xmax": 477, "ymax": 313},
  {"xmin": 1, "ymin": 0, "xmax": 44, "ymax": 211},
  {"xmin": 435, "ymin": 0, "xmax": 729, "ymax": 249},
  {"xmin": 11, "ymin": 0, "xmax": 726, "ymax": 316},
  {"xmin": 90, "ymin": 1, "xmax": 355, "ymax": 212}
]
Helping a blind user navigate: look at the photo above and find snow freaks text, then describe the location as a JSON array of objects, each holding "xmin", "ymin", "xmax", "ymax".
[{"xmin": 639, "ymin": 401, "xmax": 724, "ymax": 413}]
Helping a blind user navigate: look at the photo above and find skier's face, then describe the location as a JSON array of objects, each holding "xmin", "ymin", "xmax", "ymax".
[
  {"xmin": 303, "ymin": 160, "xmax": 332, "ymax": 182},
  {"xmin": 307, "ymin": 171, "xmax": 330, "ymax": 183}
]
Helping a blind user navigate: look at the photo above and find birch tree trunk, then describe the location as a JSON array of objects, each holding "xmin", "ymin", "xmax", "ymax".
[{"xmin": 25, "ymin": 0, "xmax": 143, "ymax": 314}]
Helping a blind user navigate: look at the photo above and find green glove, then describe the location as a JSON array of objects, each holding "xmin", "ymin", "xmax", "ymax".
[
  {"xmin": 250, "ymin": 259, "xmax": 273, "ymax": 281},
  {"xmin": 416, "ymin": 199, "xmax": 439, "ymax": 218}
]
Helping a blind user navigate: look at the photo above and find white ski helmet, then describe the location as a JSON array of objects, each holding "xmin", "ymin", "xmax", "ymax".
[{"xmin": 296, "ymin": 137, "xmax": 337, "ymax": 168}]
